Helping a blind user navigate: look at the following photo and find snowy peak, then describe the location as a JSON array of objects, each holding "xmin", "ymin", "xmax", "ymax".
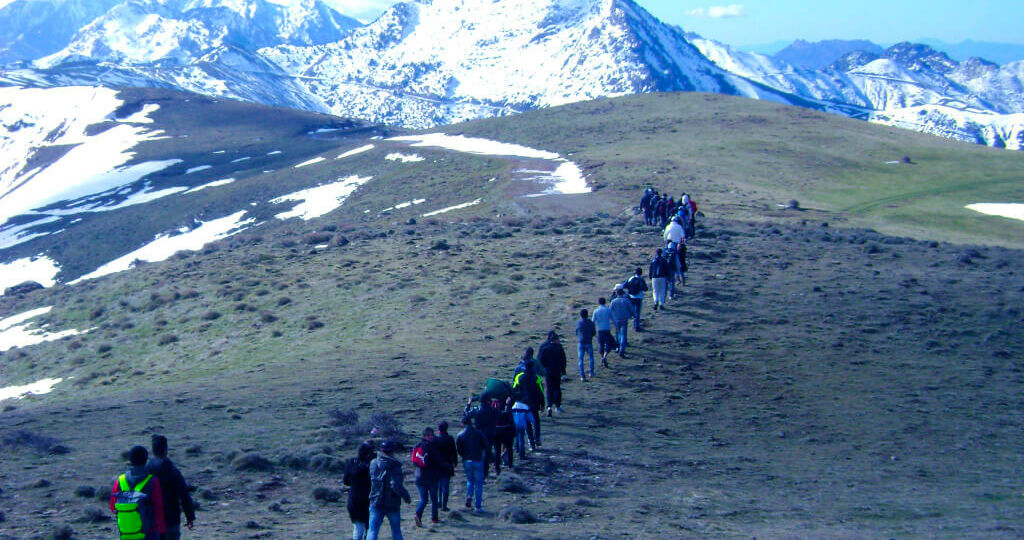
[
  {"xmin": 884, "ymin": 42, "xmax": 958, "ymax": 74},
  {"xmin": 0, "ymin": 0, "xmax": 123, "ymax": 64},
  {"xmin": 774, "ymin": 39, "xmax": 884, "ymax": 70},
  {"xmin": 34, "ymin": 0, "xmax": 359, "ymax": 67},
  {"xmin": 261, "ymin": 0, "xmax": 744, "ymax": 126}
]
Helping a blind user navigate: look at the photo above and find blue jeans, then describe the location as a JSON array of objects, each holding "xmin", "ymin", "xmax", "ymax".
[
  {"xmin": 615, "ymin": 320, "xmax": 629, "ymax": 353},
  {"xmin": 463, "ymin": 460, "xmax": 485, "ymax": 510},
  {"xmin": 352, "ymin": 520, "xmax": 367, "ymax": 540},
  {"xmin": 438, "ymin": 475, "xmax": 451, "ymax": 510},
  {"xmin": 513, "ymin": 410, "xmax": 535, "ymax": 456},
  {"xmin": 578, "ymin": 342, "xmax": 594, "ymax": 377},
  {"xmin": 366, "ymin": 508, "xmax": 402, "ymax": 540},
  {"xmin": 415, "ymin": 481, "xmax": 439, "ymax": 521},
  {"xmin": 629, "ymin": 297, "xmax": 642, "ymax": 330}
]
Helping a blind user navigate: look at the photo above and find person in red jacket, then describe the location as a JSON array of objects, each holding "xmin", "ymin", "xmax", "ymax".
[{"xmin": 111, "ymin": 445, "xmax": 166, "ymax": 540}]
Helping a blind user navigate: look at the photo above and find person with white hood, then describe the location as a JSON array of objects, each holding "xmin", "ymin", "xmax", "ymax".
[{"xmin": 664, "ymin": 216, "xmax": 684, "ymax": 247}]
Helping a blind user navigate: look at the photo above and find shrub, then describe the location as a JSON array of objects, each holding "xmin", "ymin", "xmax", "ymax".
[
  {"xmin": 157, "ymin": 335, "xmax": 179, "ymax": 346},
  {"xmin": 201, "ymin": 311, "xmax": 221, "ymax": 321},
  {"xmin": 303, "ymin": 232, "xmax": 333, "ymax": 245},
  {"xmin": 232, "ymin": 453, "xmax": 272, "ymax": 472},
  {"xmin": 311, "ymin": 487, "xmax": 342, "ymax": 502},
  {"xmin": 2, "ymin": 430, "xmax": 63, "ymax": 454},
  {"xmin": 276, "ymin": 297, "xmax": 292, "ymax": 306}
]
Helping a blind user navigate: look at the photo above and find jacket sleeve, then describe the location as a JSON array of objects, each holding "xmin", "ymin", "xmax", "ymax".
[
  {"xmin": 109, "ymin": 479, "xmax": 119, "ymax": 513},
  {"xmin": 174, "ymin": 466, "xmax": 196, "ymax": 523},
  {"xmin": 151, "ymin": 477, "xmax": 167, "ymax": 534},
  {"xmin": 391, "ymin": 467, "xmax": 411, "ymax": 503},
  {"xmin": 558, "ymin": 345, "xmax": 566, "ymax": 376}
]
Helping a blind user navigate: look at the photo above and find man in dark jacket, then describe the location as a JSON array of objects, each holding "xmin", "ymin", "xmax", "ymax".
[
  {"xmin": 146, "ymin": 435, "xmax": 194, "ymax": 540},
  {"xmin": 412, "ymin": 428, "xmax": 443, "ymax": 527},
  {"xmin": 537, "ymin": 330, "xmax": 567, "ymax": 416},
  {"xmin": 512, "ymin": 355, "xmax": 545, "ymax": 448},
  {"xmin": 367, "ymin": 439, "xmax": 412, "ymax": 540},
  {"xmin": 649, "ymin": 248, "xmax": 671, "ymax": 311},
  {"xmin": 456, "ymin": 416, "xmax": 491, "ymax": 513},
  {"xmin": 111, "ymin": 445, "xmax": 166, "ymax": 540},
  {"xmin": 575, "ymin": 309, "xmax": 597, "ymax": 381},
  {"xmin": 433, "ymin": 421, "xmax": 457, "ymax": 512},
  {"xmin": 624, "ymin": 267, "xmax": 649, "ymax": 331},
  {"xmin": 343, "ymin": 441, "xmax": 375, "ymax": 540}
]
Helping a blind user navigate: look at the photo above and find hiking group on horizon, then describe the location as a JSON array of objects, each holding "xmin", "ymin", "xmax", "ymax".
[{"xmin": 108, "ymin": 186, "xmax": 698, "ymax": 540}]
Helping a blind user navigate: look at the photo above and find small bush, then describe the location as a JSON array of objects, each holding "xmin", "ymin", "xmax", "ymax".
[
  {"xmin": 97, "ymin": 343, "xmax": 113, "ymax": 354},
  {"xmin": 232, "ymin": 453, "xmax": 272, "ymax": 472},
  {"xmin": 311, "ymin": 487, "xmax": 342, "ymax": 502},
  {"xmin": 201, "ymin": 311, "xmax": 221, "ymax": 321},
  {"xmin": 157, "ymin": 335, "xmax": 179, "ymax": 346},
  {"xmin": 303, "ymin": 232, "xmax": 333, "ymax": 245},
  {"xmin": 306, "ymin": 319, "xmax": 324, "ymax": 331},
  {"xmin": 276, "ymin": 297, "xmax": 292, "ymax": 306},
  {"xmin": 51, "ymin": 525, "xmax": 74, "ymax": 540},
  {"xmin": 2, "ymin": 430, "xmax": 63, "ymax": 454},
  {"xmin": 73, "ymin": 485, "xmax": 96, "ymax": 498},
  {"xmin": 82, "ymin": 506, "xmax": 110, "ymax": 523}
]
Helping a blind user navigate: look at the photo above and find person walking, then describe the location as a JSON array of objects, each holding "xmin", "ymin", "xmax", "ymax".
[
  {"xmin": 411, "ymin": 428, "xmax": 443, "ymax": 527},
  {"xmin": 462, "ymin": 397, "xmax": 499, "ymax": 476},
  {"xmin": 343, "ymin": 441, "xmax": 376, "ymax": 540},
  {"xmin": 512, "ymin": 351, "xmax": 544, "ymax": 449},
  {"xmin": 537, "ymin": 330, "xmax": 567, "ymax": 415},
  {"xmin": 493, "ymin": 399, "xmax": 516, "ymax": 472},
  {"xmin": 111, "ymin": 445, "xmax": 166, "ymax": 540},
  {"xmin": 640, "ymin": 187, "xmax": 654, "ymax": 225},
  {"xmin": 456, "ymin": 416, "xmax": 490, "ymax": 513},
  {"xmin": 624, "ymin": 268, "xmax": 648, "ymax": 331},
  {"xmin": 592, "ymin": 297, "xmax": 616, "ymax": 369},
  {"xmin": 649, "ymin": 248, "xmax": 670, "ymax": 311},
  {"xmin": 610, "ymin": 288, "xmax": 636, "ymax": 358},
  {"xmin": 575, "ymin": 309, "xmax": 597, "ymax": 380},
  {"xmin": 664, "ymin": 216, "xmax": 684, "ymax": 247},
  {"xmin": 146, "ymin": 435, "xmax": 195, "ymax": 540},
  {"xmin": 433, "ymin": 422, "xmax": 457, "ymax": 512},
  {"xmin": 367, "ymin": 439, "xmax": 412, "ymax": 540}
]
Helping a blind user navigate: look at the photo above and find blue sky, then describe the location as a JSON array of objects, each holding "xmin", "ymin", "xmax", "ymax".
[{"xmin": 309, "ymin": 0, "xmax": 1024, "ymax": 46}]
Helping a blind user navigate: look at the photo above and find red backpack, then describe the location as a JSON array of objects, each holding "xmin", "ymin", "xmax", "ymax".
[{"xmin": 410, "ymin": 443, "xmax": 427, "ymax": 468}]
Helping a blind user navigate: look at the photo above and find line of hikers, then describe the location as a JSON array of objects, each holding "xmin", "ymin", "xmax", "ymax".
[{"xmin": 109, "ymin": 186, "xmax": 697, "ymax": 540}]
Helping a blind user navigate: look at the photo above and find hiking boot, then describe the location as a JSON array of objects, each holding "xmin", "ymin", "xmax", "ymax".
[
  {"xmin": 556, "ymin": 407, "xmax": 564, "ymax": 414},
  {"xmin": 415, "ymin": 515, "xmax": 423, "ymax": 527},
  {"xmin": 546, "ymin": 407, "xmax": 552, "ymax": 417},
  {"xmin": 589, "ymin": 371, "xmax": 595, "ymax": 378},
  {"xmin": 465, "ymin": 498, "xmax": 472, "ymax": 509},
  {"xmin": 581, "ymin": 376, "xmax": 587, "ymax": 382},
  {"xmin": 432, "ymin": 518, "xmax": 441, "ymax": 524}
]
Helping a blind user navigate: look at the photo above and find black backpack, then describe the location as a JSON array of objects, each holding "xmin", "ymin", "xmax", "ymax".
[{"xmin": 626, "ymin": 275, "xmax": 645, "ymax": 295}]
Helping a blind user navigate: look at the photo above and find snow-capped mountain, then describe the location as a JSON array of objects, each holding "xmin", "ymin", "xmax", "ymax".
[
  {"xmin": 261, "ymin": 0, "xmax": 789, "ymax": 127},
  {"xmin": 0, "ymin": 0, "xmax": 123, "ymax": 65},
  {"xmin": 690, "ymin": 37, "xmax": 1024, "ymax": 148},
  {"xmin": 0, "ymin": 0, "xmax": 1021, "ymax": 149},
  {"xmin": 773, "ymin": 39, "xmax": 884, "ymax": 71}
]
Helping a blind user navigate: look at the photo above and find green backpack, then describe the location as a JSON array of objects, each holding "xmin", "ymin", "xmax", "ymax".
[{"xmin": 113, "ymin": 474, "xmax": 155, "ymax": 540}]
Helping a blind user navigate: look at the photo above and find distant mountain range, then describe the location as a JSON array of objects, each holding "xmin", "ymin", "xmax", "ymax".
[{"xmin": 0, "ymin": 0, "xmax": 1022, "ymax": 149}]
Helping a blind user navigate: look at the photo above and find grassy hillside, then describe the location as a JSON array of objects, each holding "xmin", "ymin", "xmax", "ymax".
[{"xmin": 0, "ymin": 90, "xmax": 1022, "ymax": 539}]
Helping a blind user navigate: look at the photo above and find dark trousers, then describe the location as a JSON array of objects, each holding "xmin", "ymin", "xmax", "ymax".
[
  {"xmin": 438, "ymin": 474, "xmax": 452, "ymax": 510},
  {"xmin": 415, "ymin": 481, "xmax": 439, "ymax": 521},
  {"xmin": 630, "ymin": 297, "xmax": 643, "ymax": 330},
  {"xmin": 494, "ymin": 429, "xmax": 514, "ymax": 471},
  {"xmin": 531, "ymin": 408, "xmax": 541, "ymax": 445},
  {"xmin": 545, "ymin": 374, "xmax": 562, "ymax": 408}
]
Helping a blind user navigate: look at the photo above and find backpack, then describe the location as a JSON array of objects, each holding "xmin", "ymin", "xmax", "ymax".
[
  {"xmin": 626, "ymin": 275, "xmax": 645, "ymax": 295},
  {"xmin": 372, "ymin": 461, "xmax": 402, "ymax": 508},
  {"xmin": 114, "ymin": 474, "xmax": 155, "ymax": 540},
  {"xmin": 410, "ymin": 443, "xmax": 428, "ymax": 469}
]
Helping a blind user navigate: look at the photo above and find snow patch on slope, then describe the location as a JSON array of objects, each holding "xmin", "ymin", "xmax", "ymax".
[
  {"xmin": 271, "ymin": 175, "xmax": 373, "ymax": 220},
  {"xmin": 0, "ymin": 306, "xmax": 92, "ymax": 353},
  {"xmin": 0, "ymin": 256, "xmax": 61, "ymax": 294},
  {"xmin": 71, "ymin": 211, "xmax": 255, "ymax": 283}
]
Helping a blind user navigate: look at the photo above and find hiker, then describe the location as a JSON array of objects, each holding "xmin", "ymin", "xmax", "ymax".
[
  {"xmin": 343, "ymin": 441, "xmax": 376, "ymax": 540},
  {"xmin": 663, "ymin": 196, "xmax": 675, "ymax": 226},
  {"xmin": 683, "ymin": 194, "xmax": 698, "ymax": 239},
  {"xmin": 512, "ymin": 349, "xmax": 544, "ymax": 449},
  {"xmin": 463, "ymin": 397, "xmax": 499, "ymax": 476},
  {"xmin": 650, "ymin": 248, "xmax": 670, "ymax": 311},
  {"xmin": 111, "ymin": 445, "xmax": 166, "ymax": 540},
  {"xmin": 575, "ymin": 308, "xmax": 597, "ymax": 380},
  {"xmin": 537, "ymin": 330, "xmax": 567, "ymax": 415},
  {"xmin": 655, "ymin": 196, "xmax": 668, "ymax": 227},
  {"xmin": 624, "ymin": 267, "xmax": 648, "ymax": 331},
  {"xmin": 664, "ymin": 216, "xmax": 684, "ymax": 247},
  {"xmin": 510, "ymin": 397, "xmax": 534, "ymax": 459},
  {"xmin": 367, "ymin": 439, "xmax": 412, "ymax": 540},
  {"xmin": 610, "ymin": 288, "xmax": 636, "ymax": 357},
  {"xmin": 147, "ymin": 435, "xmax": 195, "ymax": 540},
  {"xmin": 456, "ymin": 415, "xmax": 490, "ymax": 513},
  {"xmin": 640, "ymin": 188, "xmax": 654, "ymax": 225},
  {"xmin": 592, "ymin": 297, "xmax": 616, "ymax": 369},
  {"xmin": 665, "ymin": 242, "xmax": 683, "ymax": 299},
  {"xmin": 493, "ymin": 399, "xmax": 516, "ymax": 472},
  {"xmin": 433, "ymin": 421, "xmax": 458, "ymax": 512},
  {"xmin": 411, "ymin": 427, "xmax": 444, "ymax": 527}
]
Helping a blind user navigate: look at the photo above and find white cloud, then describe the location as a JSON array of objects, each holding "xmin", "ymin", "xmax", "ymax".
[{"xmin": 686, "ymin": 4, "xmax": 747, "ymax": 18}]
